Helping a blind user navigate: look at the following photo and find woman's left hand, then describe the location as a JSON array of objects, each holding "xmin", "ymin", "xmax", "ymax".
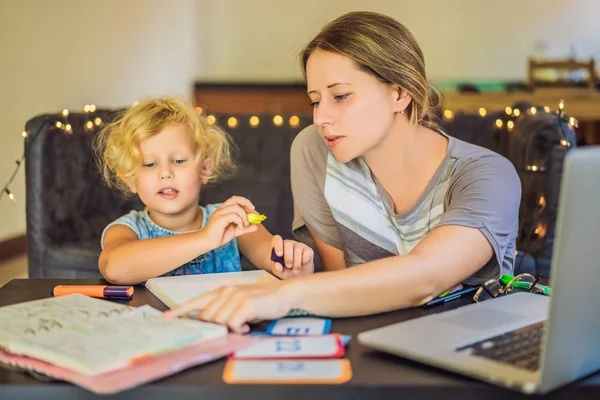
[{"xmin": 162, "ymin": 281, "xmax": 294, "ymax": 333}]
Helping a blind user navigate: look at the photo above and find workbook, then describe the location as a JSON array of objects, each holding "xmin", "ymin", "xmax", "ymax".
[
  {"xmin": 0, "ymin": 294, "xmax": 230, "ymax": 377},
  {"xmin": 145, "ymin": 270, "xmax": 279, "ymax": 309}
]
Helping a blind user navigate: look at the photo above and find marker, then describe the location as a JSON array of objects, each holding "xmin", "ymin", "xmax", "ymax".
[
  {"xmin": 423, "ymin": 286, "xmax": 477, "ymax": 307},
  {"xmin": 271, "ymin": 247, "xmax": 286, "ymax": 266},
  {"xmin": 247, "ymin": 213, "xmax": 267, "ymax": 224},
  {"xmin": 51, "ymin": 285, "xmax": 134, "ymax": 299}
]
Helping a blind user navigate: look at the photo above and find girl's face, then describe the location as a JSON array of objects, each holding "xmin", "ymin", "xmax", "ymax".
[
  {"xmin": 128, "ymin": 124, "xmax": 206, "ymax": 222},
  {"xmin": 306, "ymin": 49, "xmax": 408, "ymax": 163}
]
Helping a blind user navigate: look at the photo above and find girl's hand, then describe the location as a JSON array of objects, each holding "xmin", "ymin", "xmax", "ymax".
[
  {"xmin": 202, "ymin": 196, "xmax": 259, "ymax": 248},
  {"xmin": 163, "ymin": 281, "xmax": 293, "ymax": 333},
  {"xmin": 270, "ymin": 235, "xmax": 315, "ymax": 279}
]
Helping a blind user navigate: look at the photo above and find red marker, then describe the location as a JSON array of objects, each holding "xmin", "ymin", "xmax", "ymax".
[{"xmin": 51, "ymin": 285, "xmax": 134, "ymax": 299}]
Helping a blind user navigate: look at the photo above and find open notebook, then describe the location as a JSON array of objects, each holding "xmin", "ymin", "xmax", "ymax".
[
  {"xmin": 0, "ymin": 294, "xmax": 231, "ymax": 377},
  {"xmin": 146, "ymin": 270, "xmax": 279, "ymax": 309},
  {"xmin": 0, "ymin": 333, "xmax": 252, "ymax": 394}
]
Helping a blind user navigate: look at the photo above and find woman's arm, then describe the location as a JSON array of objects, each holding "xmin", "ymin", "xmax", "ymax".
[
  {"xmin": 99, "ymin": 225, "xmax": 216, "ymax": 285},
  {"xmin": 287, "ymin": 224, "xmax": 493, "ymax": 317},
  {"xmin": 164, "ymin": 224, "xmax": 493, "ymax": 332}
]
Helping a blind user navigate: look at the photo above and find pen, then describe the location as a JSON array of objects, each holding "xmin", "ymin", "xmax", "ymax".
[
  {"xmin": 51, "ymin": 285, "xmax": 134, "ymax": 299},
  {"xmin": 423, "ymin": 286, "xmax": 477, "ymax": 307}
]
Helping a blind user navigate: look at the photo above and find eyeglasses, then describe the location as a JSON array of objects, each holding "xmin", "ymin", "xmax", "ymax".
[{"xmin": 473, "ymin": 273, "xmax": 543, "ymax": 303}]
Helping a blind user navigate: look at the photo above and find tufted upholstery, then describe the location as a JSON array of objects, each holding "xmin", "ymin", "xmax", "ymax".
[{"xmin": 24, "ymin": 107, "xmax": 574, "ymax": 278}]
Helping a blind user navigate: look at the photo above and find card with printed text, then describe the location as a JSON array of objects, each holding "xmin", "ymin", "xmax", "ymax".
[
  {"xmin": 266, "ymin": 317, "xmax": 331, "ymax": 336},
  {"xmin": 222, "ymin": 359, "xmax": 352, "ymax": 384},
  {"xmin": 230, "ymin": 335, "xmax": 345, "ymax": 360}
]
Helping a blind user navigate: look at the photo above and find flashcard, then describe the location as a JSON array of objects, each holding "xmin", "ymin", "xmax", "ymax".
[
  {"xmin": 222, "ymin": 359, "xmax": 352, "ymax": 384},
  {"xmin": 340, "ymin": 335, "xmax": 351, "ymax": 346},
  {"xmin": 266, "ymin": 317, "xmax": 331, "ymax": 336},
  {"xmin": 231, "ymin": 335, "xmax": 344, "ymax": 360}
]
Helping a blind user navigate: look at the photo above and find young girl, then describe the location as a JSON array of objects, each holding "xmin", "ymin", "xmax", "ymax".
[
  {"xmin": 165, "ymin": 11, "xmax": 522, "ymax": 332},
  {"xmin": 95, "ymin": 97, "xmax": 314, "ymax": 285}
]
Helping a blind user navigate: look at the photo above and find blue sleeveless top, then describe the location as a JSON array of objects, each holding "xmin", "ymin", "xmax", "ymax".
[{"xmin": 100, "ymin": 204, "xmax": 241, "ymax": 276}]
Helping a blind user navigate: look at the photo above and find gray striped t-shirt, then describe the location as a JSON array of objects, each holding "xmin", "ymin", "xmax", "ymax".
[{"xmin": 290, "ymin": 125, "xmax": 521, "ymax": 284}]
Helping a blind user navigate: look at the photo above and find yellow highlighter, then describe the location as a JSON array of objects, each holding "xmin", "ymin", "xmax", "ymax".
[{"xmin": 247, "ymin": 213, "xmax": 267, "ymax": 224}]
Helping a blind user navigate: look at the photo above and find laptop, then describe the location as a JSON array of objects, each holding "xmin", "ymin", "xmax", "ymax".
[{"xmin": 358, "ymin": 146, "xmax": 600, "ymax": 394}]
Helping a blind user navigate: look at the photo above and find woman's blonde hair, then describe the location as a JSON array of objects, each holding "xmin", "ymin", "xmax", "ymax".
[
  {"xmin": 300, "ymin": 11, "xmax": 442, "ymax": 130},
  {"xmin": 94, "ymin": 97, "xmax": 237, "ymax": 196}
]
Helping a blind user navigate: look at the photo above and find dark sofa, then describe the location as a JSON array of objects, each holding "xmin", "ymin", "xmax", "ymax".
[{"xmin": 24, "ymin": 106, "xmax": 575, "ymax": 279}]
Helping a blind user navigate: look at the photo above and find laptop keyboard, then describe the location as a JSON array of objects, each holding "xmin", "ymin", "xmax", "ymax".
[{"xmin": 456, "ymin": 321, "xmax": 544, "ymax": 371}]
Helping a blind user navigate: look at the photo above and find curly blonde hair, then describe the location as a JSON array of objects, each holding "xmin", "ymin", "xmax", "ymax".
[{"xmin": 94, "ymin": 97, "xmax": 237, "ymax": 196}]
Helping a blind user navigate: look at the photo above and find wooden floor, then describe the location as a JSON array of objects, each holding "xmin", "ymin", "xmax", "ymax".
[{"xmin": 0, "ymin": 254, "xmax": 28, "ymax": 288}]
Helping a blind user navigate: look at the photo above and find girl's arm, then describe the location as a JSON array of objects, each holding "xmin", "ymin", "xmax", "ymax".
[
  {"xmin": 99, "ymin": 225, "xmax": 216, "ymax": 285},
  {"xmin": 100, "ymin": 197, "xmax": 258, "ymax": 285},
  {"xmin": 237, "ymin": 225, "xmax": 315, "ymax": 277}
]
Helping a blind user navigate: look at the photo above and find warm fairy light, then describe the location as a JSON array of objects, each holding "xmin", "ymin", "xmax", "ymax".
[
  {"xmin": 227, "ymin": 117, "xmax": 238, "ymax": 128},
  {"xmin": 56, "ymin": 122, "xmax": 63, "ymax": 128},
  {"xmin": 21, "ymin": 131, "xmax": 28, "ymax": 138},
  {"xmin": 289, "ymin": 115, "xmax": 300, "ymax": 127},
  {"xmin": 65, "ymin": 124, "xmax": 72, "ymax": 132},
  {"xmin": 539, "ymin": 196, "xmax": 546, "ymax": 207},
  {"xmin": 560, "ymin": 139, "xmax": 571, "ymax": 147},
  {"xmin": 207, "ymin": 115, "xmax": 216, "ymax": 125},
  {"xmin": 535, "ymin": 224, "xmax": 547, "ymax": 237},
  {"xmin": 195, "ymin": 106, "xmax": 203, "ymax": 114},
  {"xmin": 86, "ymin": 121, "xmax": 94, "ymax": 129},
  {"xmin": 478, "ymin": 107, "xmax": 487, "ymax": 117},
  {"xmin": 559, "ymin": 99, "xmax": 564, "ymax": 111},
  {"xmin": 495, "ymin": 119, "xmax": 503, "ymax": 128},
  {"xmin": 273, "ymin": 115, "xmax": 283, "ymax": 126},
  {"xmin": 249, "ymin": 116, "xmax": 260, "ymax": 127},
  {"xmin": 505, "ymin": 106, "xmax": 512, "ymax": 115},
  {"xmin": 94, "ymin": 117, "xmax": 102, "ymax": 126},
  {"xmin": 544, "ymin": 106, "xmax": 550, "ymax": 113},
  {"xmin": 513, "ymin": 109, "xmax": 521, "ymax": 117},
  {"xmin": 569, "ymin": 117, "xmax": 578, "ymax": 127},
  {"xmin": 507, "ymin": 120, "xmax": 514, "ymax": 131},
  {"xmin": 62, "ymin": 109, "xmax": 69, "ymax": 117},
  {"xmin": 530, "ymin": 107, "xmax": 537, "ymax": 115},
  {"xmin": 443, "ymin": 109, "xmax": 454, "ymax": 119}
]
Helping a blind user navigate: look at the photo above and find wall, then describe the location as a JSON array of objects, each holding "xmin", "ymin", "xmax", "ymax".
[
  {"xmin": 195, "ymin": 0, "xmax": 600, "ymax": 82},
  {"xmin": 0, "ymin": 0, "xmax": 198, "ymax": 242}
]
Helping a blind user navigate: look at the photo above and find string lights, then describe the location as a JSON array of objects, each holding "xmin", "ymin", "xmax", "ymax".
[
  {"xmin": 2, "ymin": 99, "xmax": 576, "ymax": 204},
  {"xmin": 0, "ymin": 105, "xmax": 103, "ymax": 203},
  {"xmin": 439, "ymin": 99, "xmax": 577, "ymax": 197}
]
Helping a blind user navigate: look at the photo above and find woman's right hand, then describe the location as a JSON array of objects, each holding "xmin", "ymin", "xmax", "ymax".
[{"xmin": 202, "ymin": 196, "xmax": 259, "ymax": 249}]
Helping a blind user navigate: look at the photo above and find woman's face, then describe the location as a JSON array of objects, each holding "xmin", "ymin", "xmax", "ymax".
[{"xmin": 306, "ymin": 49, "xmax": 406, "ymax": 163}]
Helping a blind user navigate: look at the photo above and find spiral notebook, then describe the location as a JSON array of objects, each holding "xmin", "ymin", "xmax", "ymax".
[{"xmin": 0, "ymin": 294, "xmax": 245, "ymax": 388}]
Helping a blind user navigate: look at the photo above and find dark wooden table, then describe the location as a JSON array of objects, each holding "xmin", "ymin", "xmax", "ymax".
[{"xmin": 1, "ymin": 278, "xmax": 599, "ymax": 399}]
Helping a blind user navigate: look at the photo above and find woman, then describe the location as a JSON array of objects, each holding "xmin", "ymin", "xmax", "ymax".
[{"xmin": 164, "ymin": 11, "xmax": 521, "ymax": 332}]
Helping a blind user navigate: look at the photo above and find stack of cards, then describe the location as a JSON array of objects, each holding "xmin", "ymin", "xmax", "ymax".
[{"xmin": 223, "ymin": 318, "xmax": 352, "ymax": 384}]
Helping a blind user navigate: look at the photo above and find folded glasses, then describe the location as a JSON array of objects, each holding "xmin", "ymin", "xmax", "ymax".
[{"xmin": 473, "ymin": 273, "xmax": 543, "ymax": 303}]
